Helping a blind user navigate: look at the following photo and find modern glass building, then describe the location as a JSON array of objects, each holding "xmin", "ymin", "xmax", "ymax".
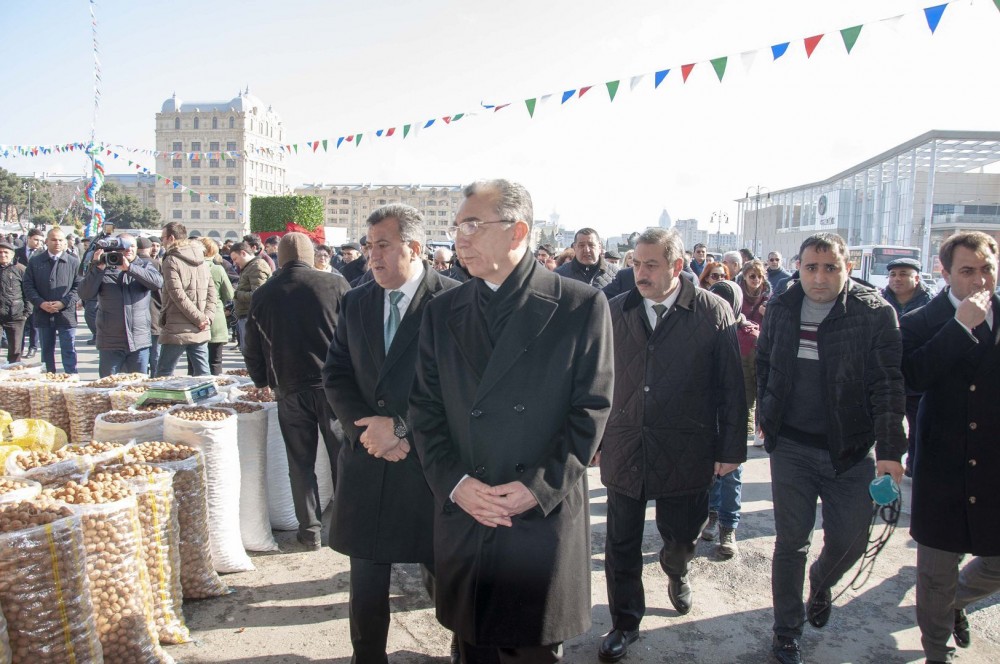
[{"xmin": 737, "ymin": 130, "xmax": 1000, "ymax": 274}]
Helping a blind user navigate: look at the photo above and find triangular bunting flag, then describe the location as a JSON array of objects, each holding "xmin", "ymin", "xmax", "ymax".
[
  {"xmin": 453, "ymin": 113, "xmax": 464, "ymax": 121},
  {"xmin": 376, "ymin": 129, "xmax": 384, "ymax": 137},
  {"xmin": 579, "ymin": 86, "xmax": 592, "ymax": 97},
  {"xmin": 654, "ymin": 69, "xmax": 670, "ymax": 88},
  {"xmin": 337, "ymin": 136, "xmax": 345, "ymax": 148},
  {"xmin": 525, "ymin": 98, "xmax": 537, "ymax": 118},
  {"xmin": 561, "ymin": 90, "xmax": 576, "ymax": 104},
  {"xmin": 322, "ymin": 139, "xmax": 328, "ymax": 151},
  {"xmin": 403, "ymin": 125, "xmax": 411, "ymax": 138},
  {"xmin": 424, "ymin": 119, "xmax": 435, "ymax": 128},
  {"xmin": 493, "ymin": 104, "xmax": 510, "ymax": 112},
  {"xmin": 771, "ymin": 42, "xmax": 790, "ymax": 60},
  {"xmin": 539, "ymin": 94, "xmax": 554, "ymax": 105},
  {"xmin": 606, "ymin": 80, "xmax": 620, "ymax": 102},
  {"xmin": 127, "ymin": 160, "xmax": 133, "ymax": 166},
  {"xmin": 442, "ymin": 117, "xmax": 451, "ymax": 124},
  {"xmin": 386, "ymin": 128, "xmax": 395, "ymax": 137},
  {"xmin": 346, "ymin": 135, "xmax": 353, "ymax": 142},
  {"xmin": 740, "ymin": 50, "xmax": 757, "ymax": 72},
  {"xmin": 710, "ymin": 57, "xmax": 727, "ymax": 82},
  {"xmin": 804, "ymin": 34, "xmax": 824, "ymax": 58},
  {"xmin": 882, "ymin": 14, "xmax": 905, "ymax": 33},
  {"xmin": 629, "ymin": 75, "xmax": 644, "ymax": 91},
  {"xmin": 355, "ymin": 134, "xmax": 362, "ymax": 146},
  {"xmin": 994, "ymin": 0, "xmax": 999, "ymax": 14},
  {"xmin": 924, "ymin": 4, "xmax": 947, "ymax": 33},
  {"xmin": 293, "ymin": 144, "xmax": 298, "ymax": 153},
  {"xmin": 681, "ymin": 63, "xmax": 695, "ymax": 83},
  {"xmin": 840, "ymin": 25, "xmax": 863, "ymax": 53}
]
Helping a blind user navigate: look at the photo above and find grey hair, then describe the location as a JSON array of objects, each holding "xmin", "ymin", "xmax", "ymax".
[
  {"xmin": 462, "ymin": 179, "xmax": 534, "ymax": 232},
  {"xmin": 636, "ymin": 228, "xmax": 684, "ymax": 264},
  {"xmin": 367, "ymin": 204, "xmax": 425, "ymax": 247},
  {"xmin": 434, "ymin": 246, "xmax": 453, "ymax": 261},
  {"xmin": 722, "ymin": 250, "xmax": 742, "ymax": 264}
]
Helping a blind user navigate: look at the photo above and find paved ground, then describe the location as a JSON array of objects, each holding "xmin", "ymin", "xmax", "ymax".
[{"xmin": 63, "ymin": 341, "xmax": 999, "ymax": 664}]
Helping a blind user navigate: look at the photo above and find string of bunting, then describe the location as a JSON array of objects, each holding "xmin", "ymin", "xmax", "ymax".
[{"xmin": 2, "ymin": 1, "xmax": 992, "ymax": 162}]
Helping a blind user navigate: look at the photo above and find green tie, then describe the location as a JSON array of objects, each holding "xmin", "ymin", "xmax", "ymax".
[
  {"xmin": 385, "ymin": 290, "xmax": 405, "ymax": 351},
  {"xmin": 652, "ymin": 303, "xmax": 667, "ymax": 329}
]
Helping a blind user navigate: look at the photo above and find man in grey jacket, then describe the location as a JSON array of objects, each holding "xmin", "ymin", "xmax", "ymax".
[{"xmin": 79, "ymin": 233, "xmax": 163, "ymax": 377}]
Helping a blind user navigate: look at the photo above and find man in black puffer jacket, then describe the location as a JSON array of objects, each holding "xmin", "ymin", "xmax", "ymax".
[
  {"xmin": 555, "ymin": 227, "xmax": 617, "ymax": 289},
  {"xmin": 597, "ymin": 228, "xmax": 746, "ymax": 663},
  {"xmin": 757, "ymin": 233, "xmax": 905, "ymax": 664}
]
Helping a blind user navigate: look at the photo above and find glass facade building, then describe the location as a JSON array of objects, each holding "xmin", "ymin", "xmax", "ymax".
[{"xmin": 736, "ymin": 130, "xmax": 1000, "ymax": 274}]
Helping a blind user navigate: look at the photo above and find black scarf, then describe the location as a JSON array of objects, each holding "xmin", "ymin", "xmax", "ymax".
[{"xmin": 475, "ymin": 250, "xmax": 536, "ymax": 346}]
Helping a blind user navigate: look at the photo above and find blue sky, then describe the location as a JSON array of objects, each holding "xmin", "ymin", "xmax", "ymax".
[{"xmin": 1, "ymin": 0, "xmax": 998, "ymax": 239}]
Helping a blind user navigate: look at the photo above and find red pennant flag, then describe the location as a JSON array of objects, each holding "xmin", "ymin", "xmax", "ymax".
[
  {"xmin": 579, "ymin": 86, "xmax": 592, "ymax": 97},
  {"xmin": 443, "ymin": 116, "xmax": 452, "ymax": 124},
  {"xmin": 386, "ymin": 127, "xmax": 396, "ymax": 136},
  {"xmin": 346, "ymin": 135, "xmax": 354, "ymax": 142},
  {"xmin": 494, "ymin": 103, "xmax": 510, "ymax": 112},
  {"xmin": 681, "ymin": 63, "xmax": 696, "ymax": 82},
  {"xmin": 804, "ymin": 34, "xmax": 824, "ymax": 58},
  {"xmin": 312, "ymin": 141, "xmax": 319, "ymax": 153}
]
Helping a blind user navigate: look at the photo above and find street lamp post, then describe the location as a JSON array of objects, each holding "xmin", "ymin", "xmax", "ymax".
[
  {"xmin": 22, "ymin": 180, "xmax": 33, "ymax": 228},
  {"xmin": 745, "ymin": 185, "xmax": 769, "ymax": 258},
  {"xmin": 710, "ymin": 211, "xmax": 728, "ymax": 253}
]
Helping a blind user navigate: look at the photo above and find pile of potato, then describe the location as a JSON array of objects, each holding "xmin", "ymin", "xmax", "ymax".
[{"xmin": 0, "ymin": 499, "xmax": 102, "ymax": 663}]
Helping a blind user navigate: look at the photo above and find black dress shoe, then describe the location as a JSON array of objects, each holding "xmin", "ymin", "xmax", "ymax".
[
  {"xmin": 598, "ymin": 628, "xmax": 639, "ymax": 662},
  {"xmin": 806, "ymin": 586, "xmax": 832, "ymax": 628},
  {"xmin": 24, "ymin": 347, "xmax": 36, "ymax": 359},
  {"xmin": 450, "ymin": 633, "xmax": 460, "ymax": 664},
  {"xmin": 772, "ymin": 635, "xmax": 802, "ymax": 664},
  {"xmin": 667, "ymin": 575, "xmax": 692, "ymax": 615},
  {"xmin": 294, "ymin": 531, "xmax": 321, "ymax": 550},
  {"xmin": 954, "ymin": 608, "xmax": 970, "ymax": 648}
]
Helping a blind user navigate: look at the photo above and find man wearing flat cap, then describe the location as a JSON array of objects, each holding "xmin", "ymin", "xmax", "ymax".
[
  {"xmin": 0, "ymin": 240, "xmax": 29, "ymax": 363},
  {"xmin": 244, "ymin": 233, "xmax": 351, "ymax": 549},
  {"xmin": 340, "ymin": 241, "xmax": 368, "ymax": 285}
]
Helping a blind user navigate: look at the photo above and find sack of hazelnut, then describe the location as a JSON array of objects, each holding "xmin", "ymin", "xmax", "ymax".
[{"xmin": 0, "ymin": 477, "xmax": 41, "ymax": 505}]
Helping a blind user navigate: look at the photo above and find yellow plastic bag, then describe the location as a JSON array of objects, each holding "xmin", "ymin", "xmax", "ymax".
[
  {"xmin": 6, "ymin": 419, "xmax": 68, "ymax": 453},
  {"xmin": 0, "ymin": 446, "xmax": 20, "ymax": 470},
  {"xmin": 0, "ymin": 410, "xmax": 11, "ymax": 441}
]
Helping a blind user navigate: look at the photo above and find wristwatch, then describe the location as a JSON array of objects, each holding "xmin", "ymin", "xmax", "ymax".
[{"xmin": 392, "ymin": 416, "xmax": 409, "ymax": 439}]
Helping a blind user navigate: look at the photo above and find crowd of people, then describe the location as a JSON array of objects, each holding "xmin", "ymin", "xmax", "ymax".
[{"xmin": 0, "ymin": 179, "xmax": 996, "ymax": 664}]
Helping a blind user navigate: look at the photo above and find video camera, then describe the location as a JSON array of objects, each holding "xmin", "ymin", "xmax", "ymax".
[{"xmin": 95, "ymin": 236, "xmax": 134, "ymax": 267}]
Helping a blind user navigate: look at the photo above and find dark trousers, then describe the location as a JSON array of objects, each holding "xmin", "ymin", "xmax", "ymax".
[
  {"xmin": 904, "ymin": 394, "xmax": 921, "ymax": 468},
  {"xmin": 348, "ymin": 558, "xmax": 435, "ymax": 664},
  {"xmin": 770, "ymin": 438, "xmax": 875, "ymax": 638},
  {"xmin": 37, "ymin": 325, "xmax": 77, "ymax": 373},
  {"xmin": 2, "ymin": 320, "xmax": 25, "ymax": 363},
  {"xmin": 604, "ymin": 487, "xmax": 709, "ymax": 631},
  {"xmin": 22, "ymin": 311, "xmax": 37, "ymax": 350},
  {"xmin": 84, "ymin": 298, "xmax": 98, "ymax": 339},
  {"xmin": 276, "ymin": 388, "xmax": 341, "ymax": 536},
  {"xmin": 459, "ymin": 642, "xmax": 563, "ymax": 663},
  {"xmin": 190, "ymin": 342, "xmax": 224, "ymax": 376}
]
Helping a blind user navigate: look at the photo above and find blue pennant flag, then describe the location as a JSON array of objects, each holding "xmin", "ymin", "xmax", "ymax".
[{"xmin": 654, "ymin": 70, "xmax": 669, "ymax": 88}]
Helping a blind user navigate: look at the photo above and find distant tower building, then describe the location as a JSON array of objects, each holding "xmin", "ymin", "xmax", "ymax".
[
  {"xmin": 659, "ymin": 209, "xmax": 673, "ymax": 229},
  {"xmin": 154, "ymin": 88, "xmax": 286, "ymax": 241}
]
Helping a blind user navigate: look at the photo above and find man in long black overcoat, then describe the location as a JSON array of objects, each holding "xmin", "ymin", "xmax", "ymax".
[{"xmin": 410, "ymin": 179, "xmax": 614, "ymax": 663}]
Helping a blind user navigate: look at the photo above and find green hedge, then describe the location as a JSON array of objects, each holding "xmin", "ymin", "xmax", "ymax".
[{"xmin": 249, "ymin": 195, "xmax": 324, "ymax": 232}]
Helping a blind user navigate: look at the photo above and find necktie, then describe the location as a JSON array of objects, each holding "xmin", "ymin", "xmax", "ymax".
[
  {"xmin": 384, "ymin": 290, "xmax": 405, "ymax": 351},
  {"xmin": 652, "ymin": 303, "xmax": 668, "ymax": 329}
]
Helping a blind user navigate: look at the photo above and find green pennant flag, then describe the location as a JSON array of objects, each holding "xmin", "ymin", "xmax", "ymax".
[
  {"xmin": 322, "ymin": 139, "xmax": 328, "ymax": 152},
  {"xmin": 293, "ymin": 144, "xmax": 298, "ymax": 153},
  {"xmin": 606, "ymin": 80, "xmax": 620, "ymax": 102},
  {"xmin": 356, "ymin": 134, "xmax": 363, "ymax": 146},
  {"xmin": 711, "ymin": 56, "xmax": 728, "ymax": 82},
  {"xmin": 840, "ymin": 25, "xmax": 863, "ymax": 54},
  {"xmin": 994, "ymin": 0, "xmax": 999, "ymax": 13},
  {"xmin": 452, "ymin": 113, "xmax": 464, "ymax": 121},
  {"xmin": 525, "ymin": 98, "xmax": 537, "ymax": 118},
  {"xmin": 403, "ymin": 124, "xmax": 411, "ymax": 138}
]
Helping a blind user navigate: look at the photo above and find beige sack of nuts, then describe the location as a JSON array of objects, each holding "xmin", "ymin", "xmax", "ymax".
[
  {"xmin": 0, "ymin": 477, "xmax": 41, "ymax": 505},
  {"xmin": 27, "ymin": 376, "xmax": 78, "ymax": 435},
  {"xmin": 94, "ymin": 411, "xmax": 165, "ymax": 445},
  {"xmin": 127, "ymin": 442, "xmax": 228, "ymax": 599},
  {"xmin": 4, "ymin": 449, "xmax": 91, "ymax": 487},
  {"xmin": 45, "ymin": 479, "xmax": 172, "ymax": 664},
  {"xmin": 0, "ymin": 362, "xmax": 43, "ymax": 379},
  {"xmin": 109, "ymin": 384, "xmax": 150, "ymax": 411},
  {"xmin": 163, "ymin": 407, "xmax": 253, "ymax": 573},
  {"xmin": 0, "ymin": 595, "xmax": 9, "ymax": 664},
  {"xmin": 219, "ymin": 400, "xmax": 277, "ymax": 552},
  {"xmin": 0, "ymin": 499, "xmax": 103, "ymax": 663},
  {"xmin": 0, "ymin": 378, "xmax": 36, "ymax": 421},
  {"xmin": 93, "ymin": 465, "xmax": 189, "ymax": 645},
  {"xmin": 64, "ymin": 384, "xmax": 115, "ymax": 443}
]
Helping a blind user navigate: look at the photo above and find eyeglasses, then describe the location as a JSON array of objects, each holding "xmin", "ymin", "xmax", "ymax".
[
  {"xmin": 709, "ymin": 273, "xmax": 726, "ymax": 280},
  {"xmin": 445, "ymin": 219, "xmax": 515, "ymax": 239},
  {"xmin": 768, "ymin": 258, "xmax": 781, "ymax": 263},
  {"xmin": 746, "ymin": 273, "xmax": 763, "ymax": 280}
]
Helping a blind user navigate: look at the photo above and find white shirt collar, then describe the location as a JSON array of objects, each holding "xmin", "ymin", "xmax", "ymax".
[
  {"xmin": 384, "ymin": 260, "xmax": 425, "ymax": 317},
  {"xmin": 47, "ymin": 251, "xmax": 63, "ymax": 260},
  {"xmin": 643, "ymin": 283, "xmax": 681, "ymax": 329}
]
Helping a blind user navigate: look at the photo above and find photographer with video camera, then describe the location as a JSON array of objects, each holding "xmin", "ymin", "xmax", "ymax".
[{"xmin": 79, "ymin": 232, "xmax": 163, "ymax": 377}]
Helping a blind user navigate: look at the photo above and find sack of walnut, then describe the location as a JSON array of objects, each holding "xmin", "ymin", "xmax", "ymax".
[
  {"xmin": 0, "ymin": 378, "xmax": 36, "ymax": 421},
  {"xmin": 162, "ymin": 406, "xmax": 253, "ymax": 573},
  {"xmin": 233, "ymin": 388, "xmax": 335, "ymax": 531},
  {"xmin": 44, "ymin": 479, "xmax": 173, "ymax": 664},
  {"xmin": 0, "ymin": 477, "xmax": 41, "ymax": 505},
  {"xmin": 126, "ymin": 442, "xmax": 228, "ymax": 599},
  {"xmin": 4, "ymin": 449, "xmax": 91, "ymax": 487},
  {"xmin": 64, "ymin": 384, "xmax": 114, "ymax": 443},
  {"xmin": 27, "ymin": 375, "xmax": 79, "ymax": 436},
  {"xmin": 94, "ymin": 411, "xmax": 165, "ymax": 445},
  {"xmin": 218, "ymin": 400, "xmax": 277, "ymax": 552},
  {"xmin": 109, "ymin": 384, "xmax": 149, "ymax": 411},
  {"xmin": 0, "ymin": 499, "xmax": 103, "ymax": 664},
  {"xmin": 0, "ymin": 597, "xmax": 9, "ymax": 664},
  {"xmin": 92, "ymin": 465, "xmax": 189, "ymax": 645}
]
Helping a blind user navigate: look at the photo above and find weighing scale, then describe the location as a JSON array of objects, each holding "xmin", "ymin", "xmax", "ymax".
[{"xmin": 134, "ymin": 377, "xmax": 219, "ymax": 407}]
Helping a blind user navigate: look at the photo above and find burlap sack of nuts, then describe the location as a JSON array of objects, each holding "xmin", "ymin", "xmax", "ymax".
[
  {"xmin": 0, "ymin": 477, "xmax": 41, "ymax": 505},
  {"xmin": 0, "ymin": 595, "xmax": 9, "ymax": 664},
  {"xmin": 93, "ymin": 464, "xmax": 190, "ymax": 645},
  {"xmin": 64, "ymin": 384, "xmax": 115, "ymax": 442},
  {"xmin": 0, "ymin": 499, "xmax": 103, "ymax": 663},
  {"xmin": 45, "ymin": 479, "xmax": 173, "ymax": 664},
  {"xmin": 232, "ymin": 388, "xmax": 336, "ymax": 531},
  {"xmin": 219, "ymin": 400, "xmax": 277, "ymax": 552},
  {"xmin": 94, "ymin": 411, "xmax": 165, "ymax": 445},
  {"xmin": 109, "ymin": 384, "xmax": 151, "ymax": 411},
  {"xmin": 127, "ymin": 442, "xmax": 229, "ymax": 599},
  {"xmin": 0, "ymin": 377, "xmax": 36, "ymax": 420},
  {"xmin": 4, "ymin": 449, "xmax": 91, "ymax": 487},
  {"xmin": 163, "ymin": 407, "xmax": 253, "ymax": 573},
  {"xmin": 27, "ymin": 375, "xmax": 79, "ymax": 435}
]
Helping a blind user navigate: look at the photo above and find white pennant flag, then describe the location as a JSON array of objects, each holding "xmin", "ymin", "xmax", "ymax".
[
  {"xmin": 881, "ymin": 14, "xmax": 904, "ymax": 34},
  {"xmin": 629, "ymin": 74, "xmax": 645, "ymax": 91},
  {"xmin": 741, "ymin": 49, "xmax": 758, "ymax": 73}
]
